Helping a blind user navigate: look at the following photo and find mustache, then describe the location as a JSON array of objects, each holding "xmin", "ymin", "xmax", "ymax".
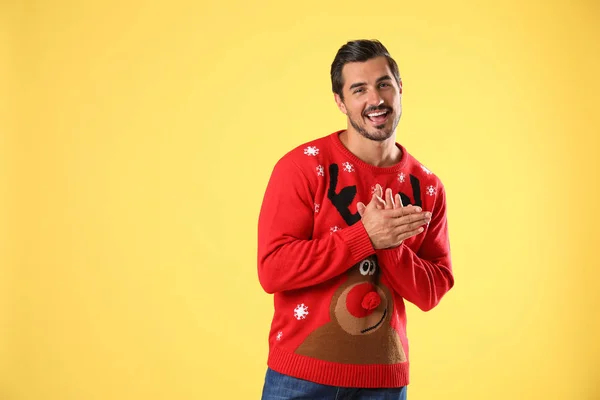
[{"xmin": 363, "ymin": 106, "xmax": 392, "ymax": 117}]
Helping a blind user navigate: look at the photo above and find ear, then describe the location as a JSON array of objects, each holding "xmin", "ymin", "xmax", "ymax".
[{"xmin": 334, "ymin": 93, "xmax": 347, "ymax": 115}]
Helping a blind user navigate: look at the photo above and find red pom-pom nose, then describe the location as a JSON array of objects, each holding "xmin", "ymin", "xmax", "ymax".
[
  {"xmin": 346, "ymin": 283, "xmax": 381, "ymax": 318},
  {"xmin": 362, "ymin": 291, "xmax": 381, "ymax": 311}
]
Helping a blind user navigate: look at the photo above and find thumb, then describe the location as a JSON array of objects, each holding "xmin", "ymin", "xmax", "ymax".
[{"xmin": 357, "ymin": 202, "xmax": 366, "ymax": 216}]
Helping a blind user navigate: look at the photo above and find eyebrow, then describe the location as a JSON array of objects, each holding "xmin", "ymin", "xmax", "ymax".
[{"xmin": 348, "ymin": 75, "xmax": 393, "ymax": 91}]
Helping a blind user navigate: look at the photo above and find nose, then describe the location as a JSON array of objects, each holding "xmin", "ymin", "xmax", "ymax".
[
  {"xmin": 346, "ymin": 283, "xmax": 382, "ymax": 318},
  {"xmin": 366, "ymin": 90, "xmax": 384, "ymax": 108}
]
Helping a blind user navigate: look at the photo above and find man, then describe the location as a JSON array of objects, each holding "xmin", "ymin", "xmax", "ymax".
[{"xmin": 257, "ymin": 39, "xmax": 454, "ymax": 400}]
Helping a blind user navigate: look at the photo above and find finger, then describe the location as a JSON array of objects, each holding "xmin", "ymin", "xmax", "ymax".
[
  {"xmin": 366, "ymin": 192, "xmax": 386, "ymax": 211},
  {"xmin": 395, "ymin": 227, "xmax": 425, "ymax": 243},
  {"xmin": 376, "ymin": 184, "xmax": 383, "ymax": 199},
  {"xmin": 395, "ymin": 193, "xmax": 404, "ymax": 208},
  {"xmin": 387, "ymin": 215, "xmax": 430, "ymax": 234},
  {"xmin": 405, "ymin": 204, "xmax": 422, "ymax": 213},
  {"xmin": 374, "ymin": 194, "xmax": 386, "ymax": 209},
  {"xmin": 357, "ymin": 202, "xmax": 366, "ymax": 216},
  {"xmin": 397, "ymin": 212, "xmax": 432, "ymax": 226},
  {"xmin": 394, "ymin": 195, "xmax": 424, "ymax": 214},
  {"xmin": 394, "ymin": 193, "xmax": 404, "ymax": 217},
  {"xmin": 385, "ymin": 188, "xmax": 395, "ymax": 210},
  {"xmin": 389, "ymin": 207, "xmax": 428, "ymax": 219},
  {"xmin": 398, "ymin": 204, "xmax": 423, "ymax": 214},
  {"xmin": 396, "ymin": 219, "xmax": 430, "ymax": 232},
  {"xmin": 395, "ymin": 201, "xmax": 427, "ymax": 218}
]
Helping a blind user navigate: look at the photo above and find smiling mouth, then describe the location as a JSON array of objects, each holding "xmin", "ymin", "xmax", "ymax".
[
  {"xmin": 360, "ymin": 308, "xmax": 387, "ymax": 334},
  {"xmin": 364, "ymin": 110, "xmax": 390, "ymax": 125}
]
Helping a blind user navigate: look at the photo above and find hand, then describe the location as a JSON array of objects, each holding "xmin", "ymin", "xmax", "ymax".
[{"xmin": 357, "ymin": 184, "xmax": 431, "ymax": 249}]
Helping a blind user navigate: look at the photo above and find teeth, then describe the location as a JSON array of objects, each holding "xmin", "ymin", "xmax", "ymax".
[{"xmin": 368, "ymin": 111, "xmax": 387, "ymax": 117}]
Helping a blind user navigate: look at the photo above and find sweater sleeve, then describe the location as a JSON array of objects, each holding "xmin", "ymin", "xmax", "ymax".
[
  {"xmin": 376, "ymin": 183, "xmax": 454, "ymax": 311},
  {"xmin": 257, "ymin": 156, "xmax": 375, "ymax": 294}
]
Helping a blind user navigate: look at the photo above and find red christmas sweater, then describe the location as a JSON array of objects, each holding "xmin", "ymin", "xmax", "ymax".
[{"xmin": 257, "ymin": 130, "xmax": 454, "ymax": 388}]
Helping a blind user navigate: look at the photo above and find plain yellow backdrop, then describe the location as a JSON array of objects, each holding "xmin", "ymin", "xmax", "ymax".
[{"xmin": 2, "ymin": 0, "xmax": 599, "ymax": 399}]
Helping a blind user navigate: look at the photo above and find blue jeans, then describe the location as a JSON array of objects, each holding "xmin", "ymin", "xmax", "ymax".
[{"xmin": 261, "ymin": 368, "xmax": 407, "ymax": 400}]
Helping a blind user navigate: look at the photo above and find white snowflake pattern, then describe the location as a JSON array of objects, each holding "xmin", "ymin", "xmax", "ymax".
[
  {"xmin": 426, "ymin": 185, "xmax": 436, "ymax": 196},
  {"xmin": 294, "ymin": 304, "xmax": 309, "ymax": 320},
  {"xmin": 316, "ymin": 165, "xmax": 324, "ymax": 177},
  {"xmin": 421, "ymin": 165, "xmax": 433, "ymax": 175},
  {"xmin": 398, "ymin": 172, "xmax": 405, "ymax": 183},
  {"xmin": 304, "ymin": 146, "xmax": 319, "ymax": 156},
  {"xmin": 276, "ymin": 331, "xmax": 283, "ymax": 341},
  {"xmin": 330, "ymin": 226, "xmax": 341, "ymax": 235},
  {"xmin": 342, "ymin": 162, "xmax": 355, "ymax": 173},
  {"xmin": 314, "ymin": 203, "xmax": 320, "ymax": 213}
]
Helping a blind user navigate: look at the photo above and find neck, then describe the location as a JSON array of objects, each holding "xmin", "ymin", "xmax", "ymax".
[{"xmin": 339, "ymin": 129, "xmax": 402, "ymax": 168}]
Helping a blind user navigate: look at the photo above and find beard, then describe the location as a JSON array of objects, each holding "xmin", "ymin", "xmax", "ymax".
[{"xmin": 347, "ymin": 107, "xmax": 401, "ymax": 142}]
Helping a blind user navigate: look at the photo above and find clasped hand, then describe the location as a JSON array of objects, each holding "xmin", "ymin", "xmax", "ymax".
[{"xmin": 357, "ymin": 184, "xmax": 431, "ymax": 250}]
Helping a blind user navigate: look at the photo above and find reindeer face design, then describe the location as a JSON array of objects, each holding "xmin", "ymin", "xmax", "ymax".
[
  {"xmin": 333, "ymin": 258, "xmax": 388, "ymax": 335},
  {"xmin": 295, "ymin": 257, "xmax": 406, "ymax": 364}
]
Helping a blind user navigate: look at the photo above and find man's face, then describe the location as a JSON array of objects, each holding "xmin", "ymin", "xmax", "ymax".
[{"xmin": 335, "ymin": 56, "xmax": 402, "ymax": 142}]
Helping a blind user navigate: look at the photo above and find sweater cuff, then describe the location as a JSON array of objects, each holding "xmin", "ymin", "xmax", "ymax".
[{"xmin": 339, "ymin": 222, "xmax": 376, "ymax": 264}]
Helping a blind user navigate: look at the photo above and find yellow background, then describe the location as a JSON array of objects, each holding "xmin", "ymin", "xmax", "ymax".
[{"xmin": 2, "ymin": 0, "xmax": 599, "ymax": 399}]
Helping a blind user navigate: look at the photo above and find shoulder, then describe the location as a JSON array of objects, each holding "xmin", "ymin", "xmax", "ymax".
[
  {"xmin": 401, "ymin": 147, "xmax": 445, "ymax": 188},
  {"xmin": 399, "ymin": 146, "xmax": 448, "ymax": 212},
  {"xmin": 273, "ymin": 132, "xmax": 336, "ymax": 179}
]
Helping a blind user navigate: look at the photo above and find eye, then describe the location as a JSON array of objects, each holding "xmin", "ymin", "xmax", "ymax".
[
  {"xmin": 379, "ymin": 82, "xmax": 390, "ymax": 88},
  {"xmin": 369, "ymin": 262, "xmax": 376, "ymax": 275},
  {"xmin": 359, "ymin": 260, "xmax": 371, "ymax": 276},
  {"xmin": 353, "ymin": 88, "xmax": 364, "ymax": 94}
]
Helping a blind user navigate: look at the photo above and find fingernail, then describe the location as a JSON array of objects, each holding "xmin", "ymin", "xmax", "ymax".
[
  {"xmin": 419, "ymin": 227, "xmax": 424, "ymax": 232},
  {"xmin": 415, "ymin": 207, "xmax": 422, "ymax": 212},
  {"xmin": 425, "ymin": 212, "xmax": 431, "ymax": 218}
]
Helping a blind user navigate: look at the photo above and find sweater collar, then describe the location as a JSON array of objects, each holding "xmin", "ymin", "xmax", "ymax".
[{"xmin": 329, "ymin": 130, "xmax": 409, "ymax": 174}]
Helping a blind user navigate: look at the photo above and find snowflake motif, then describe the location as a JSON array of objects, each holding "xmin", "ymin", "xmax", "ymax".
[
  {"xmin": 304, "ymin": 146, "xmax": 319, "ymax": 156},
  {"xmin": 316, "ymin": 165, "xmax": 324, "ymax": 177},
  {"xmin": 276, "ymin": 331, "xmax": 283, "ymax": 341},
  {"xmin": 421, "ymin": 165, "xmax": 433, "ymax": 175},
  {"xmin": 426, "ymin": 185, "xmax": 436, "ymax": 196},
  {"xmin": 294, "ymin": 304, "xmax": 309, "ymax": 320},
  {"xmin": 342, "ymin": 162, "xmax": 355, "ymax": 173},
  {"xmin": 371, "ymin": 185, "xmax": 380, "ymax": 194},
  {"xmin": 314, "ymin": 203, "xmax": 320, "ymax": 213},
  {"xmin": 330, "ymin": 226, "xmax": 341, "ymax": 235},
  {"xmin": 398, "ymin": 172, "xmax": 405, "ymax": 183}
]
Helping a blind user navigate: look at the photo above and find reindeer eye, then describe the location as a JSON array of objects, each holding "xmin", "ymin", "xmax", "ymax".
[
  {"xmin": 359, "ymin": 261, "xmax": 371, "ymax": 276},
  {"xmin": 369, "ymin": 262, "xmax": 376, "ymax": 275}
]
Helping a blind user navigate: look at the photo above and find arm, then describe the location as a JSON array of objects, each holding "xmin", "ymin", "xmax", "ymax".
[
  {"xmin": 257, "ymin": 157, "xmax": 375, "ymax": 294},
  {"xmin": 376, "ymin": 184, "xmax": 454, "ymax": 311}
]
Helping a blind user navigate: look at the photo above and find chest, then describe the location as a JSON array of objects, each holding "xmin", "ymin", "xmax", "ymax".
[{"xmin": 312, "ymin": 162, "xmax": 437, "ymax": 238}]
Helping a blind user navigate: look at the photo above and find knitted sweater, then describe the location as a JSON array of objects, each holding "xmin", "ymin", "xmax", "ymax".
[{"xmin": 257, "ymin": 130, "xmax": 454, "ymax": 388}]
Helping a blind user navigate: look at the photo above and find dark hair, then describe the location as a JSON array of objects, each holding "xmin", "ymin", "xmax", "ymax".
[{"xmin": 330, "ymin": 40, "xmax": 401, "ymax": 99}]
